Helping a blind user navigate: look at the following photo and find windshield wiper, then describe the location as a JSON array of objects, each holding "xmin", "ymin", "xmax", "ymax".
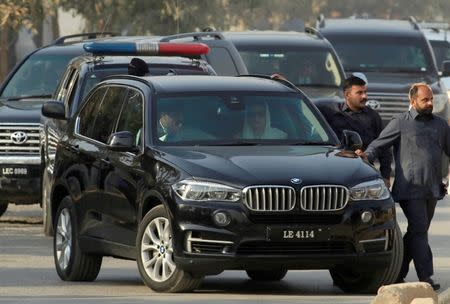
[
  {"xmin": 5, "ymin": 94, "xmax": 52, "ymax": 101},
  {"xmin": 291, "ymin": 141, "xmax": 333, "ymax": 146}
]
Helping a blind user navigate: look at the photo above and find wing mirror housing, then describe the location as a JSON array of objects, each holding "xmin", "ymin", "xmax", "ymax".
[
  {"xmin": 107, "ymin": 131, "xmax": 138, "ymax": 152},
  {"xmin": 442, "ymin": 60, "xmax": 450, "ymax": 77},
  {"xmin": 342, "ymin": 130, "xmax": 363, "ymax": 151},
  {"xmin": 42, "ymin": 101, "xmax": 66, "ymax": 120}
]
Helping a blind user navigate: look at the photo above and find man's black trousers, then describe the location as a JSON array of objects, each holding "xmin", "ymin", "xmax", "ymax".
[{"xmin": 398, "ymin": 198, "xmax": 437, "ymax": 281}]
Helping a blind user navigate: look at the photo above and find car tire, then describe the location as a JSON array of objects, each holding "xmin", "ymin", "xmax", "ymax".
[
  {"xmin": 136, "ymin": 205, "xmax": 202, "ymax": 292},
  {"xmin": 0, "ymin": 202, "xmax": 8, "ymax": 217},
  {"xmin": 330, "ymin": 222, "xmax": 403, "ymax": 293},
  {"xmin": 42, "ymin": 169, "xmax": 53, "ymax": 236},
  {"xmin": 246, "ymin": 269, "xmax": 288, "ymax": 281},
  {"xmin": 53, "ymin": 196, "xmax": 102, "ymax": 281}
]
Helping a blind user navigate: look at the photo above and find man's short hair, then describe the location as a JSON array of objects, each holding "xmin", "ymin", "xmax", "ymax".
[
  {"xmin": 128, "ymin": 57, "xmax": 149, "ymax": 76},
  {"xmin": 409, "ymin": 82, "xmax": 431, "ymax": 100},
  {"xmin": 343, "ymin": 75, "xmax": 366, "ymax": 92}
]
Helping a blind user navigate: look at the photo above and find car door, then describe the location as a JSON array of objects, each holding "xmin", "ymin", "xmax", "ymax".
[
  {"xmin": 72, "ymin": 85, "xmax": 128, "ymax": 239},
  {"xmin": 45, "ymin": 68, "xmax": 79, "ymax": 175},
  {"xmin": 101, "ymin": 87, "xmax": 146, "ymax": 246}
]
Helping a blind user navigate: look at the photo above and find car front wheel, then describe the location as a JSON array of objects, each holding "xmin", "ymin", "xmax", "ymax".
[
  {"xmin": 53, "ymin": 196, "xmax": 102, "ymax": 281},
  {"xmin": 42, "ymin": 169, "xmax": 53, "ymax": 236},
  {"xmin": 330, "ymin": 223, "xmax": 403, "ymax": 293},
  {"xmin": 136, "ymin": 205, "xmax": 202, "ymax": 292}
]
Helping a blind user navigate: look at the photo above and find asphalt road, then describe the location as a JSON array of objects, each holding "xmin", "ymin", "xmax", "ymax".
[{"xmin": 1, "ymin": 200, "xmax": 449, "ymax": 304}]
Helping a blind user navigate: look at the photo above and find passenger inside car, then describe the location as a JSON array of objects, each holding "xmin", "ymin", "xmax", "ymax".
[{"xmin": 241, "ymin": 101, "xmax": 287, "ymax": 139}]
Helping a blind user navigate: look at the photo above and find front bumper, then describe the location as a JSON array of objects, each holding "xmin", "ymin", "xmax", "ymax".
[
  {"xmin": 0, "ymin": 160, "xmax": 41, "ymax": 204},
  {"xmin": 170, "ymin": 197, "xmax": 396, "ymax": 275}
]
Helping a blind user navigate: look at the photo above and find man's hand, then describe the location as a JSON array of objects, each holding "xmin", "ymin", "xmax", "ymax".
[
  {"xmin": 355, "ymin": 149, "xmax": 368, "ymax": 161},
  {"xmin": 383, "ymin": 178, "xmax": 391, "ymax": 189}
]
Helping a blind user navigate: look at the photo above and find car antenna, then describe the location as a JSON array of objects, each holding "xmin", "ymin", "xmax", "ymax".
[{"xmin": 99, "ymin": 12, "xmax": 113, "ymax": 37}]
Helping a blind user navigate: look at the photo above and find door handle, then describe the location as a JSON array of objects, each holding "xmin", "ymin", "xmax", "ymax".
[{"xmin": 100, "ymin": 158, "xmax": 111, "ymax": 169}]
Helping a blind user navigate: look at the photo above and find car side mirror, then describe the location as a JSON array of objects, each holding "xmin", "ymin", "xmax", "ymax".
[
  {"xmin": 342, "ymin": 130, "xmax": 363, "ymax": 151},
  {"xmin": 107, "ymin": 131, "xmax": 138, "ymax": 152},
  {"xmin": 42, "ymin": 101, "xmax": 66, "ymax": 120},
  {"xmin": 442, "ymin": 60, "xmax": 450, "ymax": 77}
]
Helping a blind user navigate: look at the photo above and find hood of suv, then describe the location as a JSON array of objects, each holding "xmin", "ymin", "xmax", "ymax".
[
  {"xmin": 156, "ymin": 145, "xmax": 379, "ymax": 188},
  {"xmin": 0, "ymin": 99, "xmax": 45, "ymax": 123}
]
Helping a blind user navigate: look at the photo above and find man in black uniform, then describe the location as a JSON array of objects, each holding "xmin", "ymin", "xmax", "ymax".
[
  {"xmin": 356, "ymin": 83, "xmax": 450, "ymax": 290},
  {"xmin": 318, "ymin": 74, "xmax": 392, "ymax": 186}
]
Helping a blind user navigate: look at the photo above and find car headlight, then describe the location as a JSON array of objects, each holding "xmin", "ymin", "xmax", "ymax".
[
  {"xmin": 349, "ymin": 179, "xmax": 390, "ymax": 201},
  {"xmin": 172, "ymin": 179, "xmax": 241, "ymax": 202},
  {"xmin": 432, "ymin": 93, "xmax": 449, "ymax": 115}
]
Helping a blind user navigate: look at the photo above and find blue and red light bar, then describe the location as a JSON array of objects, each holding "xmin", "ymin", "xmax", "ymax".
[{"xmin": 83, "ymin": 41, "xmax": 210, "ymax": 56}]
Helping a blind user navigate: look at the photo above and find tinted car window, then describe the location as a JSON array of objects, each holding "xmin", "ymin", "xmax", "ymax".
[
  {"xmin": 1, "ymin": 54, "xmax": 75, "ymax": 98},
  {"xmin": 326, "ymin": 35, "xmax": 433, "ymax": 73},
  {"xmin": 207, "ymin": 47, "xmax": 238, "ymax": 76},
  {"xmin": 78, "ymin": 87, "xmax": 108, "ymax": 138},
  {"xmin": 116, "ymin": 89, "xmax": 143, "ymax": 146},
  {"xmin": 238, "ymin": 47, "xmax": 342, "ymax": 87},
  {"xmin": 155, "ymin": 94, "xmax": 330, "ymax": 144},
  {"xmin": 90, "ymin": 86, "xmax": 128, "ymax": 143}
]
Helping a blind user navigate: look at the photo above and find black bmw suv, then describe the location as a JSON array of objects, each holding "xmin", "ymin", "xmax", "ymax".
[{"xmin": 43, "ymin": 74, "xmax": 402, "ymax": 293}]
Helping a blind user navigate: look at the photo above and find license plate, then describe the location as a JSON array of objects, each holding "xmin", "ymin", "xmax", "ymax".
[
  {"xmin": 267, "ymin": 226, "xmax": 330, "ymax": 241},
  {"xmin": 1, "ymin": 167, "xmax": 28, "ymax": 176}
]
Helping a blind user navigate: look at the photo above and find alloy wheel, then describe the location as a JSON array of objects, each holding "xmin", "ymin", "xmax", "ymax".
[
  {"xmin": 55, "ymin": 208, "xmax": 72, "ymax": 270},
  {"xmin": 140, "ymin": 217, "xmax": 175, "ymax": 282}
]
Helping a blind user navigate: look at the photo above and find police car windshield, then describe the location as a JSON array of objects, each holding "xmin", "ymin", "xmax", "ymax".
[
  {"xmin": 154, "ymin": 93, "xmax": 333, "ymax": 145},
  {"xmin": 237, "ymin": 47, "xmax": 342, "ymax": 87},
  {"xmin": 1, "ymin": 54, "xmax": 74, "ymax": 99},
  {"xmin": 327, "ymin": 35, "xmax": 434, "ymax": 73}
]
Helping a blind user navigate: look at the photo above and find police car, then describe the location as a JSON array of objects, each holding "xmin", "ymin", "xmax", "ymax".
[{"xmin": 40, "ymin": 40, "xmax": 216, "ymax": 235}]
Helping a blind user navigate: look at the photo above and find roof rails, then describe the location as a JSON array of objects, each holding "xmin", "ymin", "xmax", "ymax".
[
  {"xmin": 305, "ymin": 26, "xmax": 324, "ymax": 39},
  {"xmin": 408, "ymin": 16, "xmax": 420, "ymax": 30},
  {"xmin": 160, "ymin": 31, "xmax": 225, "ymax": 42},
  {"xmin": 53, "ymin": 32, "xmax": 120, "ymax": 45},
  {"xmin": 420, "ymin": 21, "xmax": 449, "ymax": 31},
  {"xmin": 238, "ymin": 74, "xmax": 300, "ymax": 92},
  {"xmin": 316, "ymin": 14, "xmax": 325, "ymax": 28}
]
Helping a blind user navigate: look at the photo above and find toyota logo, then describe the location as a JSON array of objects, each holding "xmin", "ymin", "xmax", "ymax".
[
  {"xmin": 366, "ymin": 99, "xmax": 381, "ymax": 110},
  {"xmin": 10, "ymin": 131, "xmax": 28, "ymax": 145}
]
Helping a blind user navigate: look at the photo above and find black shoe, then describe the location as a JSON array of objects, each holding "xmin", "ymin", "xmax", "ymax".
[{"xmin": 422, "ymin": 278, "xmax": 440, "ymax": 291}]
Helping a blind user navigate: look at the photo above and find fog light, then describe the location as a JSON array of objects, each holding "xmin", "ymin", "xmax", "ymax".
[
  {"xmin": 361, "ymin": 211, "xmax": 373, "ymax": 223},
  {"xmin": 213, "ymin": 211, "xmax": 231, "ymax": 226}
]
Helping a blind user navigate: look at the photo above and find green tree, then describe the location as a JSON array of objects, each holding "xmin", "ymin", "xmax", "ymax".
[{"xmin": 0, "ymin": 0, "xmax": 59, "ymax": 83}]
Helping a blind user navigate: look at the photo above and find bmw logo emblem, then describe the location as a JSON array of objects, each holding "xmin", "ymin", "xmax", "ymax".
[{"xmin": 290, "ymin": 178, "xmax": 302, "ymax": 184}]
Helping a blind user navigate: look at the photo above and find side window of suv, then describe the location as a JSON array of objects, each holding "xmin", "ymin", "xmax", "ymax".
[
  {"xmin": 78, "ymin": 87, "xmax": 108, "ymax": 138},
  {"xmin": 116, "ymin": 89, "xmax": 144, "ymax": 147},
  {"xmin": 90, "ymin": 86, "xmax": 128, "ymax": 144}
]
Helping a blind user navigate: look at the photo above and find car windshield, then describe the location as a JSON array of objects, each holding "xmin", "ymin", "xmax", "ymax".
[
  {"xmin": 327, "ymin": 35, "xmax": 434, "ymax": 73},
  {"xmin": 429, "ymin": 40, "xmax": 450, "ymax": 71},
  {"xmin": 154, "ymin": 93, "xmax": 333, "ymax": 145},
  {"xmin": 237, "ymin": 47, "xmax": 342, "ymax": 87},
  {"xmin": 1, "ymin": 53, "xmax": 75, "ymax": 99}
]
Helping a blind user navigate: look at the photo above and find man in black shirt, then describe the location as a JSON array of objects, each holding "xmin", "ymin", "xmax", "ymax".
[
  {"xmin": 356, "ymin": 83, "xmax": 450, "ymax": 290},
  {"xmin": 318, "ymin": 74, "xmax": 392, "ymax": 186}
]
